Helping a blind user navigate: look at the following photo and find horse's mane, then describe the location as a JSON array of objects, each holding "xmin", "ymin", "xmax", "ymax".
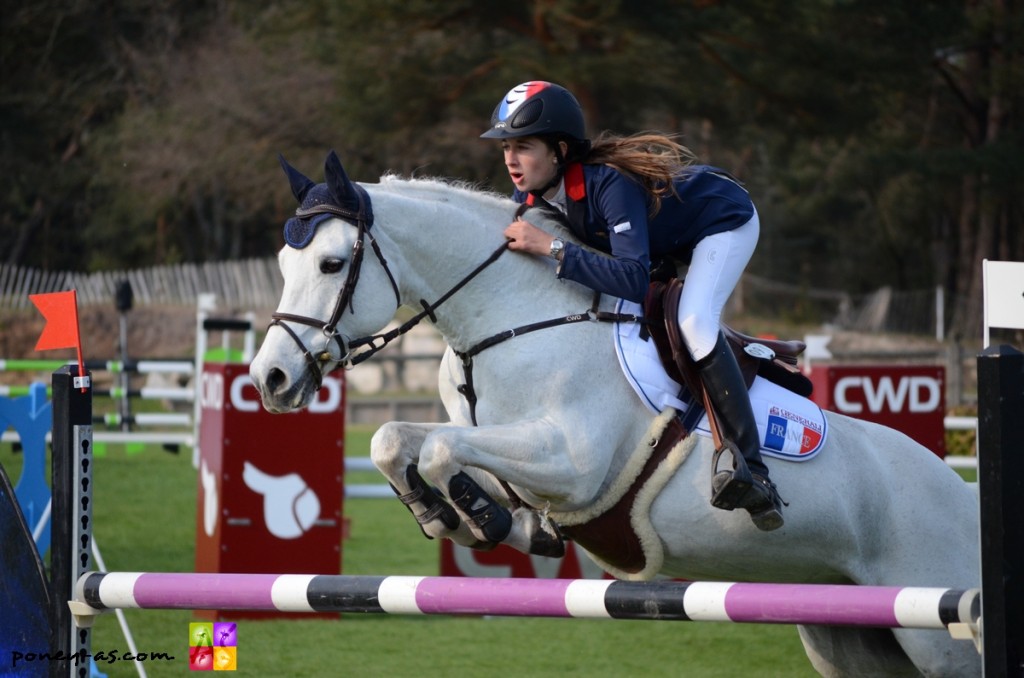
[
  {"xmin": 373, "ymin": 173, "xmax": 579, "ymax": 244},
  {"xmin": 376, "ymin": 173, "xmax": 508, "ymax": 206}
]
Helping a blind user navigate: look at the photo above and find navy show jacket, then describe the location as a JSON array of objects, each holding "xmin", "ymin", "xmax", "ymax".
[{"xmin": 513, "ymin": 163, "xmax": 754, "ymax": 303}]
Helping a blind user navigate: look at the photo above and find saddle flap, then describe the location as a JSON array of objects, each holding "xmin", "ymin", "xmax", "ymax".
[{"xmin": 642, "ymin": 281, "xmax": 695, "ymax": 392}]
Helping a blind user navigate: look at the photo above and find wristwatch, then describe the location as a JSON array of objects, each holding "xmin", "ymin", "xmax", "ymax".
[{"xmin": 549, "ymin": 238, "xmax": 565, "ymax": 261}]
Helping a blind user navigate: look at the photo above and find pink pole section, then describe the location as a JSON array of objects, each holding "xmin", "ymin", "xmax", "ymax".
[
  {"xmin": 724, "ymin": 584, "xmax": 900, "ymax": 626},
  {"xmin": 414, "ymin": 577, "xmax": 574, "ymax": 616},
  {"xmin": 133, "ymin": 573, "xmax": 280, "ymax": 610}
]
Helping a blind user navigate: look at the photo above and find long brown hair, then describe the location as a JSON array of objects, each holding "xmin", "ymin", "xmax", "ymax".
[{"xmin": 581, "ymin": 132, "xmax": 698, "ymax": 214}]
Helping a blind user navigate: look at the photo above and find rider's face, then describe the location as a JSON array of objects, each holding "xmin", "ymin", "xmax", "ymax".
[{"xmin": 501, "ymin": 137, "xmax": 559, "ymax": 194}]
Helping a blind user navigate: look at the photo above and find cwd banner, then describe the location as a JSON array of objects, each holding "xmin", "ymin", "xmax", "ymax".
[{"xmin": 808, "ymin": 365, "xmax": 946, "ymax": 457}]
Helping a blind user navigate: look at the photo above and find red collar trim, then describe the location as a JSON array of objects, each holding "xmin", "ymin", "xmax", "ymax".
[
  {"xmin": 565, "ymin": 162, "xmax": 586, "ymax": 201},
  {"xmin": 524, "ymin": 163, "xmax": 585, "ymax": 206}
]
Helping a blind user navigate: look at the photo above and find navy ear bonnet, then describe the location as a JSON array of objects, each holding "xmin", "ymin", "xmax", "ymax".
[
  {"xmin": 283, "ymin": 183, "xmax": 336, "ymax": 249},
  {"xmin": 280, "ymin": 151, "xmax": 374, "ymax": 249}
]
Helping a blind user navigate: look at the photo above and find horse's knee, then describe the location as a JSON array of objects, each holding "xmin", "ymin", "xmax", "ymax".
[
  {"xmin": 417, "ymin": 429, "xmax": 459, "ymax": 482},
  {"xmin": 370, "ymin": 422, "xmax": 413, "ymax": 475}
]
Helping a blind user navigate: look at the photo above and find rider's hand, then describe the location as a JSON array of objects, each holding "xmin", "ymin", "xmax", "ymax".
[{"xmin": 504, "ymin": 218, "xmax": 555, "ymax": 257}]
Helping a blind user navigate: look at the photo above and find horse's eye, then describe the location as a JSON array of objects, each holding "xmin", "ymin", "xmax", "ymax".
[{"xmin": 320, "ymin": 258, "xmax": 345, "ymax": 274}]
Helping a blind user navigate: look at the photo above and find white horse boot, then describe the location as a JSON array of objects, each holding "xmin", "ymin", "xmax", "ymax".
[{"xmin": 697, "ymin": 332, "xmax": 785, "ymax": 531}]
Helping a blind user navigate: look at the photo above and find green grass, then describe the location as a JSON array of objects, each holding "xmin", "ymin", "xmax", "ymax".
[{"xmin": 1, "ymin": 426, "xmax": 832, "ymax": 677}]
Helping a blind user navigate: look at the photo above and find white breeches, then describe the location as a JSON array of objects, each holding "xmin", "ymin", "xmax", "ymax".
[{"xmin": 676, "ymin": 211, "xmax": 759, "ymax": 361}]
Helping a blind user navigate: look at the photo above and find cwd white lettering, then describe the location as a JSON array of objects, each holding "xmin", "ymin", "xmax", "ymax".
[
  {"xmin": 200, "ymin": 372, "xmax": 224, "ymax": 411},
  {"xmin": 229, "ymin": 374, "xmax": 342, "ymax": 414},
  {"xmin": 834, "ymin": 375, "xmax": 940, "ymax": 414}
]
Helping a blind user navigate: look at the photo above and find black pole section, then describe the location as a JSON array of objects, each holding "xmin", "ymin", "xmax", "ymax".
[
  {"xmin": 977, "ymin": 344, "xmax": 1024, "ymax": 678},
  {"xmin": 50, "ymin": 365, "xmax": 94, "ymax": 678},
  {"xmin": 202, "ymin": 317, "xmax": 252, "ymax": 332},
  {"xmin": 115, "ymin": 279, "xmax": 133, "ymax": 434}
]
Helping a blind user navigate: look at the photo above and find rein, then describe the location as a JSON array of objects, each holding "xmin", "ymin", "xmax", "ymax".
[{"xmin": 346, "ymin": 240, "xmax": 512, "ymax": 366}]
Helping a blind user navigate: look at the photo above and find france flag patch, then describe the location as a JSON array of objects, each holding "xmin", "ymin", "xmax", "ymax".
[{"xmin": 763, "ymin": 406, "xmax": 825, "ymax": 459}]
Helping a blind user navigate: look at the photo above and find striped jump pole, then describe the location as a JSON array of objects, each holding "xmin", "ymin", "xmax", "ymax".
[
  {"xmin": 0, "ymin": 358, "xmax": 195, "ymax": 374},
  {"xmin": 0, "ymin": 384, "xmax": 194, "ymax": 400},
  {"xmin": 0, "ymin": 358, "xmax": 194, "ymax": 375},
  {"xmin": 71, "ymin": 573, "xmax": 979, "ymax": 633}
]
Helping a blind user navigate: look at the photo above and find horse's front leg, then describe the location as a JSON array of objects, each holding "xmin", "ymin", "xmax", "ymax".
[
  {"xmin": 370, "ymin": 421, "xmax": 486, "ymax": 548},
  {"xmin": 417, "ymin": 420, "xmax": 599, "ymax": 558}
]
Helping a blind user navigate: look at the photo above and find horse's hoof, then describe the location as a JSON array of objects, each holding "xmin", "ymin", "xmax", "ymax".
[
  {"xmin": 528, "ymin": 524, "xmax": 565, "ymax": 558},
  {"xmin": 529, "ymin": 533, "xmax": 565, "ymax": 558},
  {"xmin": 508, "ymin": 507, "xmax": 566, "ymax": 557}
]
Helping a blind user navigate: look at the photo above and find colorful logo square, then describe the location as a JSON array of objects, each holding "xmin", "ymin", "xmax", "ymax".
[
  {"xmin": 189, "ymin": 623, "xmax": 214, "ymax": 671},
  {"xmin": 214, "ymin": 647, "xmax": 237, "ymax": 671},
  {"xmin": 214, "ymin": 623, "xmax": 237, "ymax": 647},
  {"xmin": 190, "ymin": 621, "xmax": 237, "ymax": 671}
]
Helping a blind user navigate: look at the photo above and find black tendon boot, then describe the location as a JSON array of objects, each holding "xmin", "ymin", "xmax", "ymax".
[
  {"xmin": 696, "ymin": 333, "xmax": 785, "ymax": 531},
  {"xmin": 447, "ymin": 471, "xmax": 512, "ymax": 545}
]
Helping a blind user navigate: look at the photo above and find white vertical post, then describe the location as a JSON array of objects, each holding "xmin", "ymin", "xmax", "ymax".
[
  {"xmin": 192, "ymin": 293, "xmax": 217, "ymax": 469},
  {"xmin": 983, "ymin": 259, "xmax": 1024, "ymax": 349},
  {"xmin": 243, "ymin": 311, "xmax": 257, "ymax": 363},
  {"xmin": 984, "ymin": 260, "xmax": 991, "ymax": 349}
]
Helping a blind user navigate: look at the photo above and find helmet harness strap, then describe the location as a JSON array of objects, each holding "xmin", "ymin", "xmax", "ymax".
[{"xmin": 529, "ymin": 140, "xmax": 567, "ymax": 200}]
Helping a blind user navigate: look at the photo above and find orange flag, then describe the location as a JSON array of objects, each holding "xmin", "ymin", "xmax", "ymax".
[
  {"xmin": 30, "ymin": 290, "xmax": 86, "ymax": 385},
  {"xmin": 31, "ymin": 290, "xmax": 80, "ymax": 350}
]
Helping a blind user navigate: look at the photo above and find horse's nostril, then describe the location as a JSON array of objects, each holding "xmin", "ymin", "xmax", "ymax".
[{"xmin": 266, "ymin": 367, "xmax": 287, "ymax": 394}]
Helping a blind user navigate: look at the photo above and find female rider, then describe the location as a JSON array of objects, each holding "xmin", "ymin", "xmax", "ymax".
[{"xmin": 482, "ymin": 81, "xmax": 784, "ymax": 531}]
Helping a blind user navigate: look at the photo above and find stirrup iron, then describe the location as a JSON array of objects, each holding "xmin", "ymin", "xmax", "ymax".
[{"xmin": 710, "ymin": 440, "xmax": 755, "ymax": 510}]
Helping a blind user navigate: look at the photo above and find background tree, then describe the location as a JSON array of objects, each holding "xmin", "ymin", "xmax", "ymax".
[{"xmin": 1, "ymin": 0, "xmax": 1020, "ymax": 339}]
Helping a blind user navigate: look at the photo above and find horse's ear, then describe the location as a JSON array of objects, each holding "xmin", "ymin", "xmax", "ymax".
[
  {"xmin": 324, "ymin": 150, "xmax": 362, "ymax": 214},
  {"xmin": 279, "ymin": 154, "xmax": 315, "ymax": 203}
]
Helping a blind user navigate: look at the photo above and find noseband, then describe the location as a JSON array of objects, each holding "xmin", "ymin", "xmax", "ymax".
[{"xmin": 269, "ymin": 186, "xmax": 400, "ymax": 390}]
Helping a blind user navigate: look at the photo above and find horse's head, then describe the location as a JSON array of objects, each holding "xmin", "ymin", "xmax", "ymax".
[{"xmin": 250, "ymin": 151, "xmax": 400, "ymax": 412}]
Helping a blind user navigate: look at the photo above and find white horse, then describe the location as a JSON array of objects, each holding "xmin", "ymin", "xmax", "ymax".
[{"xmin": 250, "ymin": 152, "xmax": 980, "ymax": 678}]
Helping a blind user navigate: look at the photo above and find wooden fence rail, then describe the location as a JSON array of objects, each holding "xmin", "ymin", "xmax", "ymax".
[
  {"xmin": 2, "ymin": 261, "xmax": 949, "ymax": 339},
  {"xmin": 0, "ymin": 259, "xmax": 283, "ymax": 310}
]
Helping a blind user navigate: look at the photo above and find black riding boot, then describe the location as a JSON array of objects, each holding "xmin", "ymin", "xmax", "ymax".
[{"xmin": 696, "ymin": 332, "xmax": 784, "ymax": 531}]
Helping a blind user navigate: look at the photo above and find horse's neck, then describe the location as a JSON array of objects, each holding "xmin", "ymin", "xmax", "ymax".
[{"xmin": 373, "ymin": 184, "xmax": 586, "ymax": 350}]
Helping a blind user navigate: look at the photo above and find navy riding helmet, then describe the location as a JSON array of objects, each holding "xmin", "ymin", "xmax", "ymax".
[{"xmin": 480, "ymin": 81, "xmax": 587, "ymax": 142}]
